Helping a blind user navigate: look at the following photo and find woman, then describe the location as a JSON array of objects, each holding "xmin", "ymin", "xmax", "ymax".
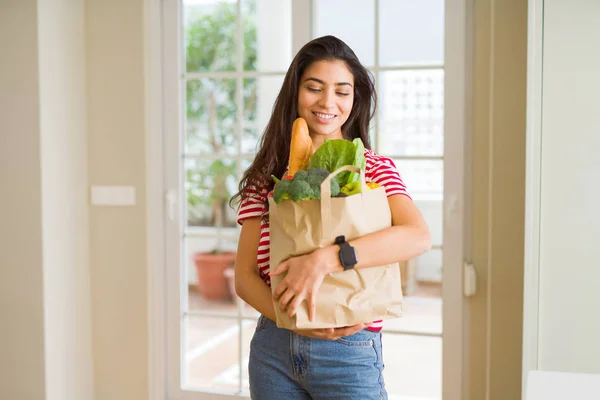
[{"xmin": 230, "ymin": 35, "xmax": 431, "ymax": 400}]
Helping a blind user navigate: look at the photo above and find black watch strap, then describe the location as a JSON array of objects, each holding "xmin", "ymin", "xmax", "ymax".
[{"xmin": 335, "ymin": 235, "xmax": 357, "ymax": 270}]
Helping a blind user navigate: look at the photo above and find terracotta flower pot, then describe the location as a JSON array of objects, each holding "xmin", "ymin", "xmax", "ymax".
[{"xmin": 193, "ymin": 251, "xmax": 237, "ymax": 301}]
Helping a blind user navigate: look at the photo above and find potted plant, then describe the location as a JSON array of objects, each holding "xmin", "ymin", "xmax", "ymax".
[
  {"xmin": 187, "ymin": 158, "xmax": 238, "ymax": 301},
  {"xmin": 185, "ymin": 3, "xmax": 257, "ymax": 301}
]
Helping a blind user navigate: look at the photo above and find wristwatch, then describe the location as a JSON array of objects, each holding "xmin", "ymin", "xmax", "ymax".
[{"xmin": 334, "ymin": 235, "xmax": 358, "ymax": 271}]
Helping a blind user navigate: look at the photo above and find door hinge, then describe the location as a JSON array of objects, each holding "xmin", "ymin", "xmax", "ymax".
[{"xmin": 464, "ymin": 262, "xmax": 477, "ymax": 297}]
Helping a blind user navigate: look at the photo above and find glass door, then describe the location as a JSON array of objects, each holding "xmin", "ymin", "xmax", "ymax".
[
  {"xmin": 163, "ymin": 1, "xmax": 301, "ymax": 398},
  {"xmin": 162, "ymin": 1, "xmax": 465, "ymax": 398},
  {"xmin": 313, "ymin": 0, "xmax": 446, "ymax": 397}
]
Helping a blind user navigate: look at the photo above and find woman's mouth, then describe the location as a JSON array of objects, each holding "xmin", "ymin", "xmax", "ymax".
[{"xmin": 312, "ymin": 111, "xmax": 336, "ymax": 123}]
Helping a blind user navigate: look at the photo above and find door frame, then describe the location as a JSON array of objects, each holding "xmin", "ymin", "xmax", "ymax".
[
  {"xmin": 443, "ymin": 0, "xmax": 473, "ymax": 399},
  {"xmin": 522, "ymin": 0, "xmax": 544, "ymax": 396},
  {"xmin": 145, "ymin": 0, "xmax": 473, "ymax": 399},
  {"xmin": 144, "ymin": 0, "xmax": 168, "ymax": 399}
]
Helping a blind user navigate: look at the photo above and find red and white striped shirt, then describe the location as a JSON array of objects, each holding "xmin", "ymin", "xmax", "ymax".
[{"xmin": 236, "ymin": 149, "xmax": 411, "ymax": 332}]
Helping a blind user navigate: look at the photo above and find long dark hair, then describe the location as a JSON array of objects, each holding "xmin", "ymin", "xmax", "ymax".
[{"xmin": 230, "ymin": 35, "xmax": 377, "ymax": 210}]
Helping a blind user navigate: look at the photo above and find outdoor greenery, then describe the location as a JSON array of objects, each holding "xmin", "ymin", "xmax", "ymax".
[{"xmin": 185, "ymin": 1, "xmax": 258, "ymax": 230}]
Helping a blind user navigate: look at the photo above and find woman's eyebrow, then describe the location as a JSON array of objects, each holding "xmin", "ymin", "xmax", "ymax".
[{"xmin": 303, "ymin": 77, "xmax": 353, "ymax": 87}]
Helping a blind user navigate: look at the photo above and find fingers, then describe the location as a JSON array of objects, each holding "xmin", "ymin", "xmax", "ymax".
[
  {"xmin": 317, "ymin": 328, "xmax": 334, "ymax": 339},
  {"xmin": 278, "ymin": 289, "xmax": 295, "ymax": 312},
  {"xmin": 308, "ymin": 293, "xmax": 317, "ymax": 322},
  {"xmin": 279, "ymin": 290, "xmax": 314, "ymax": 319},
  {"xmin": 272, "ymin": 281, "xmax": 287, "ymax": 301},
  {"xmin": 287, "ymin": 295, "xmax": 304, "ymax": 318},
  {"xmin": 270, "ymin": 261, "xmax": 289, "ymax": 276},
  {"xmin": 294, "ymin": 328, "xmax": 334, "ymax": 339},
  {"xmin": 294, "ymin": 325, "xmax": 368, "ymax": 341},
  {"xmin": 333, "ymin": 323, "xmax": 365, "ymax": 338}
]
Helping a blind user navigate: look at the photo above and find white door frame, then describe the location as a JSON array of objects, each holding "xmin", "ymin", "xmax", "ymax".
[
  {"xmin": 145, "ymin": 0, "xmax": 473, "ymax": 399},
  {"xmin": 443, "ymin": 0, "xmax": 472, "ymax": 399},
  {"xmin": 521, "ymin": 0, "xmax": 544, "ymax": 397},
  {"xmin": 144, "ymin": 0, "xmax": 168, "ymax": 399}
]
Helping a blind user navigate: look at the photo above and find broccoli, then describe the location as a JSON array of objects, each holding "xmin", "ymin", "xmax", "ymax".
[
  {"xmin": 293, "ymin": 170, "xmax": 309, "ymax": 181},
  {"xmin": 273, "ymin": 179, "xmax": 292, "ymax": 203},
  {"xmin": 308, "ymin": 168, "xmax": 329, "ymax": 178},
  {"xmin": 288, "ymin": 179, "xmax": 314, "ymax": 202},
  {"xmin": 305, "ymin": 169, "xmax": 340, "ymax": 198},
  {"xmin": 273, "ymin": 168, "xmax": 340, "ymax": 203}
]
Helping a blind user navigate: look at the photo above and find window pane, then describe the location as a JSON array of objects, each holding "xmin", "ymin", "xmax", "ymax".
[
  {"xmin": 314, "ymin": 0, "xmax": 375, "ymax": 66},
  {"xmin": 414, "ymin": 197, "xmax": 442, "ymax": 247},
  {"xmin": 383, "ymin": 291, "xmax": 442, "ymax": 335},
  {"xmin": 243, "ymin": 0, "xmax": 292, "ymax": 72},
  {"xmin": 186, "ymin": 232, "xmax": 239, "ymax": 306},
  {"xmin": 379, "ymin": 70, "xmax": 444, "ymax": 157},
  {"xmin": 379, "ymin": 0, "xmax": 444, "ymax": 67},
  {"xmin": 416, "ymin": 248, "xmax": 443, "ymax": 283},
  {"xmin": 186, "ymin": 78, "xmax": 237, "ymax": 155},
  {"xmin": 243, "ymin": 75, "xmax": 285, "ymax": 154},
  {"xmin": 380, "ymin": 333, "xmax": 441, "ymax": 398},
  {"xmin": 393, "ymin": 159, "xmax": 443, "ymax": 195},
  {"xmin": 185, "ymin": 315, "xmax": 255, "ymax": 394},
  {"xmin": 185, "ymin": 157, "xmax": 240, "ymax": 228},
  {"xmin": 184, "ymin": 0, "xmax": 237, "ymax": 72}
]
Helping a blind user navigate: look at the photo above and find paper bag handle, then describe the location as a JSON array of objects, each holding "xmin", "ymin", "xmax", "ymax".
[{"xmin": 320, "ymin": 165, "xmax": 368, "ymax": 239}]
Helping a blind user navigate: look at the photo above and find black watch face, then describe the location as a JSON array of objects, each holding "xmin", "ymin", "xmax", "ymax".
[{"xmin": 341, "ymin": 244, "xmax": 357, "ymax": 268}]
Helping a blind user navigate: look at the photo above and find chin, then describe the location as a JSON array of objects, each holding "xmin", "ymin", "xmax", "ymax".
[{"xmin": 309, "ymin": 125, "xmax": 342, "ymax": 138}]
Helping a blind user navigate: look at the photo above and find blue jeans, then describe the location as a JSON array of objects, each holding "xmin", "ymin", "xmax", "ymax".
[{"xmin": 249, "ymin": 315, "xmax": 388, "ymax": 400}]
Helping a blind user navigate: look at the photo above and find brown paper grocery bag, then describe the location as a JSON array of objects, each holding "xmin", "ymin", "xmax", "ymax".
[{"xmin": 268, "ymin": 165, "xmax": 403, "ymax": 329}]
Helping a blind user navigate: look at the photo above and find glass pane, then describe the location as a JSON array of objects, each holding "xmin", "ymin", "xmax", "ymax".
[
  {"xmin": 414, "ymin": 197, "xmax": 442, "ymax": 247},
  {"xmin": 383, "ymin": 290, "xmax": 441, "ymax": 335},
  {"xmin": 416, "ymin": 248, "xmax": 443, "ymax": 283},
  {"xmin": 243, "ymin": 0, "xmax": 292, "ymax": 72},
  {"xmin": 381, "ymin": 333, "xmax": 442, "ymax": 398},
  {"xmin": 314, "ymin": 0, "xmax": 375, "ymax": 66},
  {"xmin": 185, "ymin": 157, "xmax": 240, "ymax": 228},
  {"xmin": 186, "ymin": 233, "xmax": 239, "ymax": 307},
  {"xmin": 185, "ymin": 157, "xmax": 263, "ymax": 312},
  {"xmin": 379, "ymin": 69, "xmax": 444, "ymax": 157},
  {"xmin": 186, "ymin": 79, "xmax": 237, "ymax": 155},
  {"xmin": 243, "ymin": 75, "xmax": 285, "ymax": 154},
  {"xmin": 384, "ymin": 248, "xmax": 442, "ymax": 337},
  {"xmin": 184, "ymin": 0, "xmax": 237, "ymax": 72},
  {"xmin": 185, "ymin": 315, "xmax": 256, "ymax": 394},
  {"xmin": 393, "ymin": 159, "xmax": 443, "ymax": 196},
  {"xmin": 379, "ymin": 0, "xmax": 444, "ymax": 67}
]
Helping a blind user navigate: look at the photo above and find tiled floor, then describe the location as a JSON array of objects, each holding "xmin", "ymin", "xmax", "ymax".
[{"xmin": 185, "ymin": 284, "xmax": 442, "ymax": 399}]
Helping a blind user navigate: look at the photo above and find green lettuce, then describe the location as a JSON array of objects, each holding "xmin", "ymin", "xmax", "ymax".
[
  {"xmin": 307, "ymin": 138, "xmax": 366, "ymax": 187},
  {"xmin": 349, "ymin": 138, "xmax": 366, "ymax": 183}
]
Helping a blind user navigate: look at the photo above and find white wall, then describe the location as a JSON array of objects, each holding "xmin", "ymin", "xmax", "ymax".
[
  {"xmin": 0, "ymin": 1, "xmax": 47, "ymax": 398},
  {"xmin": 37, "ymin": 1, "xmax": 94, "ymax": 399},
  {"xmin": 0, "ymin": 1, "xmax": 93, "ymax": 399},
  {"xmin": 86, "ymin": 0, "xmax": 149, "ymax": 398},
  {"xmin": 1, "ymin": 0, "xmax": 155, "ymax": 398},
  {"xmin": 525, "ymin": 0, "xmax": 600, "ymax": 387},
  {"xmin": 538, "ymin": 0, "xmax": 600, "ymax": 372}
]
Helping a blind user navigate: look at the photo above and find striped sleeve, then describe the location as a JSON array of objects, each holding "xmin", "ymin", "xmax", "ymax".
[
  {"xmin": 236, "ymin": 183, "xmax": 267, "ymax": 225},
  {"xmin": 366, "ymin": 151, "xmax": 412, "ymax": 199}
]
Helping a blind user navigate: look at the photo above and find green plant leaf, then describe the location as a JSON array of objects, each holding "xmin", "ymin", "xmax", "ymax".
[
  {"xmin": 348, "ymin": 138, "xmax": 366, "ymax": 183},
  {"xmin": 308, "ymin": 139, "xmax": 356, "ymax": 187}
]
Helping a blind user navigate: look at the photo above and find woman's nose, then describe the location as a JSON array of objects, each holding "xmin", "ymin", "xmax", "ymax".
[{"xmin": 318, "ymin": 89, "xmax": 335, "ymax": 109}]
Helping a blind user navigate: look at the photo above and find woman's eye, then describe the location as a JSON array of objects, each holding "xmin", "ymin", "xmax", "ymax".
[
  {"xmin": 307, "ymin": 87, "xmax": 321, "ymax": 93},
  {"xmin": 337, "ymin": 92, "xmax": 350, "ymax": 96}
]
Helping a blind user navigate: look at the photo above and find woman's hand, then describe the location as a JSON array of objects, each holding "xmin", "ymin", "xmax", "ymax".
[
  {"xmin": 271, "ymin": 247, "xmax": 341, "ymax": 321},
  {"xmin": 293, "ymin": 323, "xmax": 366, "ymax": 340}
]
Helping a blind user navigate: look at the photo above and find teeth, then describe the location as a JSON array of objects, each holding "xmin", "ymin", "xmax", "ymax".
[{"xmin": 315, "ymin": 112, "xmax": 335, "ymax": 119}]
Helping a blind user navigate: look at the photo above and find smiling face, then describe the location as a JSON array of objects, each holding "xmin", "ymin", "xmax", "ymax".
[{"xmin": 296, "ymin": 59, "xmax": 355, "ymax": 148}]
